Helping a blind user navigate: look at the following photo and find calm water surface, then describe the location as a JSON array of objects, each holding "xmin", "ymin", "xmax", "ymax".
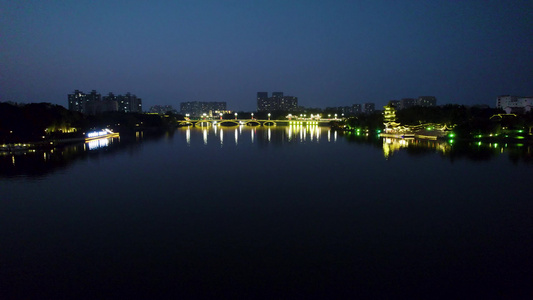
[{"xmin": 1, "ymin": 126, "xmax": 532, "ymax": 299}]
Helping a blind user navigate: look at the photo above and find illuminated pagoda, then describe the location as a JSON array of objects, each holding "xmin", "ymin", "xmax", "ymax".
[{"xmin": 383, "ymin": 101, "xmax": 400, "ymax": 132}]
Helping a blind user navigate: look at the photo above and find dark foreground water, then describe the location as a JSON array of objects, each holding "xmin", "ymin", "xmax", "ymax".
[{"xmin": 1, "ymin": 126, "xmax": 532, "ymax": 299}]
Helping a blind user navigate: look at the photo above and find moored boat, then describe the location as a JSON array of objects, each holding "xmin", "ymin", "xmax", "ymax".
[{"xmin": 85, "ymin": 129, "xmax": 119, "ymax": 142}]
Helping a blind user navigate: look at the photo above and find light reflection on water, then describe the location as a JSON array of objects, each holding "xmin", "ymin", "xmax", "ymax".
[
  {"xmin": 1, "ymin": 126, "xmax": 533, "ymax": 299},
  {"xmin": 1, "ymin": 126, "xmax": 533, "ymax": 180},
  {"xmin": 86, "ymin": 137, "xmax": 110, "ymax": 150},
  {"xmin": 181, "ymin": 124, "xmax": 329, "ymax": 145}
]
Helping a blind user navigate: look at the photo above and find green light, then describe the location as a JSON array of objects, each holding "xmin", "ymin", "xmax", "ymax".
[
  {"xmin": 516, "ymin": 136, "xmax": 524, "ymax": 139},
  {"xmin": 477, "ymin": 141, "xmax": 482, "ymax": 146},
  {"xmin": 518, "ymin": 130, "xmax": 523, "ymax": 133},
  {"xmin": 448, "ymin": 133, "xmax": 455, "ymax": 138},
  {"xmin": 449, "ymin": 139, "xmax": 454, "ymax": 144},
  {"xmin": 377, "ymin": 130, "xmax": 381, "ymax": 133}
]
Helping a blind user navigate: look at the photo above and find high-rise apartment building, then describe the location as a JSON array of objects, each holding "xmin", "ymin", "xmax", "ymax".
[
  {"xmin": 352, "ymin": 104, "xmax": 362, "ymax": 115},
  {"xmin": 257, "ymin": 92, "xmax": 298, "ymax": 112},
  {"xmin": 364, "ymin": 103, "xmax": 375, "ymax": 114},
  {"xmin": 417, "ymin": 96, "xmax": 437, "ymax": 107},
  {"xmin": 68, "ymin": 90, "xmax": 87, "ymax": 114},
  {"xmin": 272, "ymin": 92, "xmax": 284, "ymax": 99},
  {"xmin": 67, "ymin": 90, "xmax": 142, "ymax": 115},
  {"xmin": 117, "ymin": 93, "xmax": 142, "ymax": 113},
  {"xmin": 399, "ymin": 98, "xmax": 416, "ymax": 110}
]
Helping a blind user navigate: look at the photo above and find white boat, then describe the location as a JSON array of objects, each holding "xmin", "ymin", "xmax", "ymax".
[{"xmin": 85, "ymin": 129, "xmax": 119, "ymax": 142}]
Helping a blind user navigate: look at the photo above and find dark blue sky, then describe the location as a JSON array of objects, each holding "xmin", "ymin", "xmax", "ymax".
[{"xmin": 1, "ymin": 1, "xmax": 532, "ymax": 111}]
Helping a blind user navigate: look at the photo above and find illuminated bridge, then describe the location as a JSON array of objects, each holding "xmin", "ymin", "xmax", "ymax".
[{"xmin": 177, "ymin": 119, "xmax": 340, "ymax": 127}]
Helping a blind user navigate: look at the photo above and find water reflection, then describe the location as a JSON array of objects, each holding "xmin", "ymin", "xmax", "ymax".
[
  {"xmin": 251, "ymin": 128, "xmax": 255, "ymax": 143},
  {"xmin": 183, "ymin": 125, "xmax": 327, "ymax": 146},
  {"xmin": 2, "ymin": 127, "xmax": 532, "ymax": 179},
  {"xmin": 186, "ymin": 127, "xmax": 191, "ymax": 146},
  {"xmin": 87, "ymin": 137, "xmax": 111, "ymax": 150},
  {"xmin": 376, "ymin": 135, "xmax": 533, "ymax": 163},
  {"xmin": 0, "ymin": 131, "xmax": 162, "ymax": 179},
  {"xmin": 180, "ymin": 126, "xmax": 533, "ymax": 163}
]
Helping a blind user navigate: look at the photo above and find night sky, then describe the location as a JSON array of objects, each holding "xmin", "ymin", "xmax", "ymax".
[{"xmin": 1, "ymin": 1, "xmax": 532, "ymax": 111}]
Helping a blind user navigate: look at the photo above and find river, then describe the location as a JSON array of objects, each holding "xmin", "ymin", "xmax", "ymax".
[{"xmin": 1, "ymin": 125, "xmax": 532, "ymax": 298}]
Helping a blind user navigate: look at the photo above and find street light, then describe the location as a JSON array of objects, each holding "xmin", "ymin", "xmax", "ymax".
[
  {"xmin": 203, "ymin": 113, "xmax": 207, "ymax": 120},
  {"xmin": 334, "ymin": 114, "xmax": 337, "ymax": 120},
  {"xmin": 251, "ymin": 112, "xmax": 254, "ymax": 120},
  {"xmin": 268, "ymin": 113, "xmax": 271, "ymax": 120},
  {"xmin": 235, "ymin": 112, "xmax": 238, "ymax": 120}
]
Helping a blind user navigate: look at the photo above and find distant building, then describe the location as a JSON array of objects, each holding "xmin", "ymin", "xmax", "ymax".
[
  {"xmin": 352, "ymin": 104, "xmax": 362, "ymax": 115},
  {"xmin": 279, "ymin": 96, "xmax": 298, "ymax": 111},
  {"xmin": 272, "ymin": 92, "xmax": 284, "ymax": 99},
  {"xmin": 68, "ymin": 90, "xmax": 87, "ymax": 114},
  {"xmin": 257, "ymin": 92, "xmax": 272, "ymax": 112},
  {"xmin": 395, "ymin": 96, "xmax": 437, "ymax": 110},
  {"xmin": 417, "ymin": 96, "xmax": 437, "ymax": 107},
  {"xmin": 257, "ymin": 92, "xmax": 298, "ymax": 112},
  {"xmin": 364, "ymin": 103, "xmax": 375, "ymax": 114},
  {"xmin": 68, "ymin": 90, "xmax": 142, "ymax": 115},
  {"xmin": 180, "ymin": 101, "xmax": 227, "ymax": 117},
  {"xmin": 149, "ymin": 105, "xmax": 177, "ymax": 114},
  {"xmin": 399, "ymin": 98, "xmax": 416, "ymax": 110},
  {"xmin": 496, "ymin": 95, "xmax": 533, "ymax": 114},
  {"xmin": 389, "ymin": 100, "xmax": 400, "ymax": 108},
  {"xmin": 117, "ymin": 93, "xmax": 143, "ymax": 113}
]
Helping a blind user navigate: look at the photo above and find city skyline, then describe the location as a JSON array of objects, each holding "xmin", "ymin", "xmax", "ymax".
[{"xmin": 1, "ymin": 1, "xmax": 532, "ymax": 111}]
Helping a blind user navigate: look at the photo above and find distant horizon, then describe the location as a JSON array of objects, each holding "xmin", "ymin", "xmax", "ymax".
[
  {"xmin": 1, "ymin": 91, "xmax": 504, "ymax": 112},
  {"xmin": 1, "ymin": 1, "xmax": 531, "ymax": 111}
]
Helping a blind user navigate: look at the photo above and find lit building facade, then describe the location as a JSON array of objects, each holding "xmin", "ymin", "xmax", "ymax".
[{"xmin": 496, "ymin": 95, "xmax": 533, "ymax": 113}]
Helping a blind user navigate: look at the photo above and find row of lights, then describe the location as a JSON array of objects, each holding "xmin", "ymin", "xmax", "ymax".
[
  {"xmin": 188, "ymin": 112, "xmax": 262, "ymax": 120},
  {"xmin": 290, "ymin": 121, "xmax": 320, "ymax": 125}
]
